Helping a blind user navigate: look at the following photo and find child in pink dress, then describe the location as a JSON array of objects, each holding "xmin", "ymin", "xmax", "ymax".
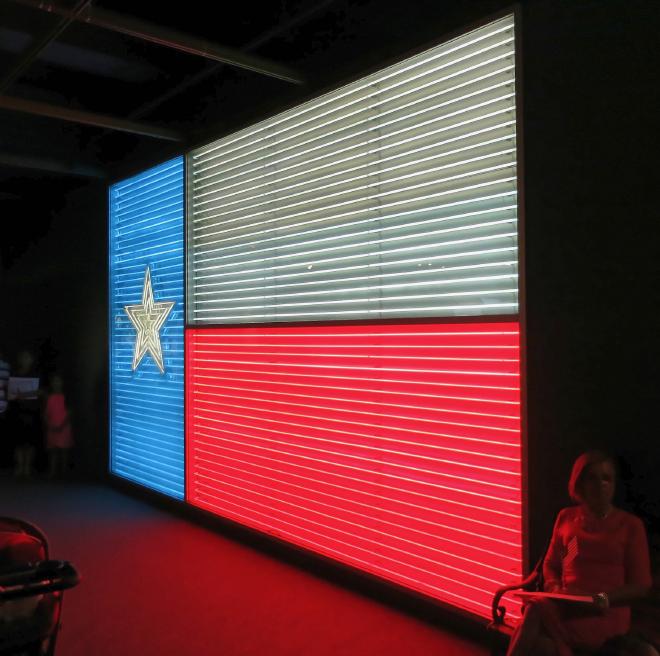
[{"xmin": 44, "ymin": 374, "xmax": 73, "ymax": 477}]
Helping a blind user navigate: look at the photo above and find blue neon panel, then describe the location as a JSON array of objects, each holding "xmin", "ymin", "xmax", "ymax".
[{"xmin": 109, "ymin": 157, "xmax": 185, "ymax": 499}]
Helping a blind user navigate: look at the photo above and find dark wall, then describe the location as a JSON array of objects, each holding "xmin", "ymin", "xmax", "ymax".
[
  {"xmin": 1, "ymin": 182, "xmax": 108, "ymax": 476},
  {"xmin": 1, "ymin": 0, "xmax": 657, "ymax": 566},
  {"xmin": 522, "ymin": 0, "xmax": 660, "ymax": 559}
]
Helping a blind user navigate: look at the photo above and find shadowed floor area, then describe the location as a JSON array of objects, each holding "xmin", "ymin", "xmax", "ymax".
[{"xmin": 1, "ymin": 477, "xmax": 489, "ymax": 656}]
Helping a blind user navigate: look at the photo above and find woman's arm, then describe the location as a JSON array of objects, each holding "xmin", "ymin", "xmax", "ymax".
[
  {"xmin": 542, "ymin": 510, "xmax": 565, "ymax": 592},
  {"xmin": 605, "ymin": 583, "xmax": 650, "ymax": 606},
  {"xmin": 595, "ymin": 515, "xmax": 652, "ymax": 608}
]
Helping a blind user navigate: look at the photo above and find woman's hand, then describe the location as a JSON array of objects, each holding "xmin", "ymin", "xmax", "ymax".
[{"xmin": 592, "ymin": 592, "xmax": 610, "ymax": 613}]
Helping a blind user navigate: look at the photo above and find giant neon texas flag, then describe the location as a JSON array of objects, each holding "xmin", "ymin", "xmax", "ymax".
[{"xmin": 110, "ymin": 15, "xmax": 521, "ymax": 619}]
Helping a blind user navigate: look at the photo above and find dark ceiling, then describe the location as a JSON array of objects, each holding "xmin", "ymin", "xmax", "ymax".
[{"xmin": 0, "ymin": 0, "xmax": 513, "ymax": 196}]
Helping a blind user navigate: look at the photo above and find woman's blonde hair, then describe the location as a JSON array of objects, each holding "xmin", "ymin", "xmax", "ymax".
[{"xmin": 568, "ymin": 450, "xmax": 617, "ymax": 503}]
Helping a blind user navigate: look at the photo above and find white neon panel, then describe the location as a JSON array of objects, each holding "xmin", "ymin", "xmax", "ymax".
[{"xmin": 188, "ymin": 15, "xmax": 518, "ymax": 324}]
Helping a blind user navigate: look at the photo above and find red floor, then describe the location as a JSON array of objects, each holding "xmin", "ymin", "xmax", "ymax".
[{"xmin": 2, "ymin": 477, "xmax": 490, "ymax": 656}]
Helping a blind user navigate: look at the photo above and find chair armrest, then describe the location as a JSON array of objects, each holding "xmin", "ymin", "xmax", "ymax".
[
  {"xmin": 0, "ymin": 560, "xmax": 80, "ymax": 601},
  {"xmin": 491, "ymin": 570, "xmax": 541, "ymax": 625}
]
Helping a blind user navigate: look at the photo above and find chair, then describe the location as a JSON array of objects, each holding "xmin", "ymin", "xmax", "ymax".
[
  {"xmin": 0, "ymin": 517, "xmax": 80, "ymax": 656},
  {"xmin": 487, "ymin": 551, "xmax": 546, "ymax": 655},
  {"xmin": 487, "ymin": 534, "xmax": 660, "ymax": 656}
]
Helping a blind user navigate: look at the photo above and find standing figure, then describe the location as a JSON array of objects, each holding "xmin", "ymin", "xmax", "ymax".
[
  {"xmin": 0, "ymin": 352, "xmax": 8, "ymax": 416},
  {"xmin": 44, "ymin": 374, "xmax": 73, "ymax": 477},
  {"xmin": 10, "ymin": 350, "xmax": 41, "ymax": 478},
  {"xmin": 0, "ymin": 353, "xmax": 9, "ymax": 465}
]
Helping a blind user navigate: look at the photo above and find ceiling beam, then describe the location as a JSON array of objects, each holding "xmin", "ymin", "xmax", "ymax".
[
  {"xmin": 130, "ymin": 0, "xmax": 335, "ymax": 121},
  {"xmin": 0, "ymin": 95, "xmax": 184, "ymax": 141},
  {"xmin": 0, "ymin": 0, "xmax": 91, "ymax": 93},
  {"xmin": 0, "ymin": 151, "xmax": 106, "ymax": 178},
  {"xmin": 10, "ymin": 0, "xmax": 305, "ymax": 85}
]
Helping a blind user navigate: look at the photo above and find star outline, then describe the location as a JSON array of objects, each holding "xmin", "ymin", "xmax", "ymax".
[{"xmin": 124, "ymin": 266, "xmax": 175, "ymax": 374}]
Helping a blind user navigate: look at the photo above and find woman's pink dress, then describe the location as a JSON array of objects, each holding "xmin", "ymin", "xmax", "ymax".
[
  {"xmin": 45, "ymin": 393, "xmax": 73, "ymax": 449},
  {"xmin": 543, "ymin": 506, "xmax": 652, "ymax": 651}
]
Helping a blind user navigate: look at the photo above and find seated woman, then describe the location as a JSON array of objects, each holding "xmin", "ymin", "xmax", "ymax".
[{"xmin": 507, "ymin": 450, "xmax": 654, "ymax": 656}]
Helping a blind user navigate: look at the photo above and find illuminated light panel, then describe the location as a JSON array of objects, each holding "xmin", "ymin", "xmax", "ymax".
[
  {"xmin": 186, "ymin": 322, "xmax": 522, "ymax": 618},
  {"xmin": 109, "ymin": 157, "xmax": 185, "ymax": 499},
  {"xmin": 187, "ymin": 15, "xmax": 518, "ymax": 324}
]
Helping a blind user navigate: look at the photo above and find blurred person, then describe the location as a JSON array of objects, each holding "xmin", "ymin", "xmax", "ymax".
[
  {"xmin": 44, "ymin": 373, "xmax": 73, "ymax": 477},
  {"xmin": 0, "ymin": 352, "xmax": 9, "ymax": 467},
  {"xmin": 0, "ymin": 352, "xmax": 8, "ymax": 416},
  {"xmin": 9, "ymin": 350, "xmax": 42, "ymax": 478}
]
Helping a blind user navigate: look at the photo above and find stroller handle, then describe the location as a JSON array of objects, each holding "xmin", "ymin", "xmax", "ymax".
[{"xmin": 0, "ymin": 560, "xmax": 80, "ymax": 601}]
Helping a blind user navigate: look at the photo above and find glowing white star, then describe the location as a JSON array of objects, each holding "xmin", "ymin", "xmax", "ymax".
[{"xmin": 124, "ymin": 266, "xmax": 175, "ymax": 374}]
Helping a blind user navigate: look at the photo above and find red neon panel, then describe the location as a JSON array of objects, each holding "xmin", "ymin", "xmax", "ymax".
[{"xmin": 186, "ymin": 322, "xmax": 522, "ymax": 618}]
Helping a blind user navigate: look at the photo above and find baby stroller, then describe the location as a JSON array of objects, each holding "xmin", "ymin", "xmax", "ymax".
[{"xmin": 0, "ymin": 517, "xmax": 79, "ymax": 656}]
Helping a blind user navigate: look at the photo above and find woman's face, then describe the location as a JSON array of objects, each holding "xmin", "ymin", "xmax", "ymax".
[{"xmin": 580, "ymin": 460, "xmax": 615, "ymax": 509}]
